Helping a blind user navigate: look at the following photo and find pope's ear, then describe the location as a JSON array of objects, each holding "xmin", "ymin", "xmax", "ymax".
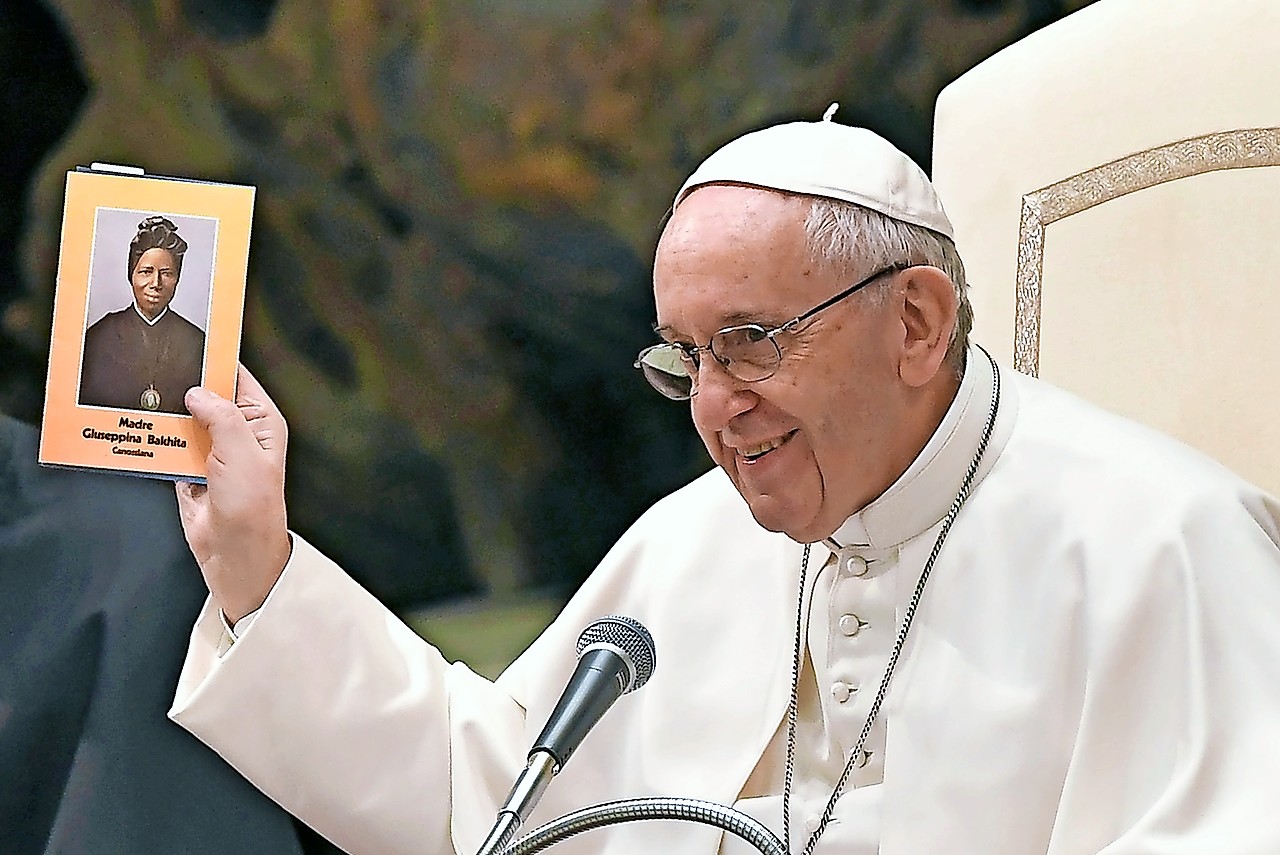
[{"xmin": 896, "ymin": 265, "xmax": 957, "ymax": 388}]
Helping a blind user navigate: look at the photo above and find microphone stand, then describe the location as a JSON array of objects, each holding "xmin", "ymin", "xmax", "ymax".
[
  {"xmin": 475, "ymin": 751, "xmax": 559, "ymax": 855},
  {"xmin": 499, "ymin": 796, "xmax": 788, "ymax": 855}
]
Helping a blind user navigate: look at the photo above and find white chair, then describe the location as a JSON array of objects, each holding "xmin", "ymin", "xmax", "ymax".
[{"xmin": 932, "ymin": 0, "xmax": 1280, "ymax": 496}]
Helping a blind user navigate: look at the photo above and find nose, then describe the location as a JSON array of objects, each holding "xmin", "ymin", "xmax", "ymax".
[{"xmin": 689, "ymin": 358, "xmax": 755, "ymax": 432}]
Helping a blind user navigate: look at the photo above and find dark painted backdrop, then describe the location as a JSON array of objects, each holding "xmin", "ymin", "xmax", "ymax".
[{"xmin": 0, "ymin": 0, "xmax": 1098, "ymax": 611}]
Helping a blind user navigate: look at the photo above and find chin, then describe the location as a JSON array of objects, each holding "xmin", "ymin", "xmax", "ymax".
[{"xmin": 740, "ymin": 496, "xmax": 819, "ymax": 542}]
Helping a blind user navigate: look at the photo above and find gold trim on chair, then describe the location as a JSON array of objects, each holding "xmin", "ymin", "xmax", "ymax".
[{"xmin": 1014, "ymin": 127, "xmax": 1280, "ymax": 375}]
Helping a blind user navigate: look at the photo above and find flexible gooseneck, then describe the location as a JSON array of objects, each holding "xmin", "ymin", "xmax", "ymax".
[{"xmin": 501, "ymin": 796, "xmax": 788, "ymax": 855}]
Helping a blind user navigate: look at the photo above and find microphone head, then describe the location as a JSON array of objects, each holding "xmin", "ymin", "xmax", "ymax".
[{"xmin": 576, "ymin": 615, "xmax": 656, "ymax": 693}]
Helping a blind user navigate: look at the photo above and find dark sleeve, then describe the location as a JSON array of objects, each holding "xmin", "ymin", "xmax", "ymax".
[{"xmin": 0, "ymin": 415, "xmax": 341, "ymax": 855}]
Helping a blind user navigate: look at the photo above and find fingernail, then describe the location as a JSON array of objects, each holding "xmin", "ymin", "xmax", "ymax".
[{"xmin": 185, "ymin": 387, "xmax": 207, "ymax": 406}]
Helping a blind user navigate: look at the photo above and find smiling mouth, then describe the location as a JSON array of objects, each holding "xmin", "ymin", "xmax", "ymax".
[{"xmin": 740, "ymin": 431, "xmax": 797, "ymax": 462}]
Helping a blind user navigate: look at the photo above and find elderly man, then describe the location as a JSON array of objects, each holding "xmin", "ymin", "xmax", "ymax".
[
  {"xmin": 79, "ymin": 215, "xmax": 205, "ymax": 414},
  {"xmin": 169, "ymin": 115, "xmax": 1280, "ymax": 854}
]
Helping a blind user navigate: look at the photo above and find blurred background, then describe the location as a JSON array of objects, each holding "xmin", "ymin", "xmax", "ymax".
[{"xmin": 1, "ymin": 0, "xmax": 1096, "ymax": 675}]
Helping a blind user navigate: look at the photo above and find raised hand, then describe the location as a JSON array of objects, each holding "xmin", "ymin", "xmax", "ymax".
[{"xmin": 175, "ymin": 364, "xmax": 293, "ymax": 622}]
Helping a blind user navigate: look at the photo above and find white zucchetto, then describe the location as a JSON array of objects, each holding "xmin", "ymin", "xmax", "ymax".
[{"xmin": 674, "ymin": 104, "xmax": 955, "ymax": 239}]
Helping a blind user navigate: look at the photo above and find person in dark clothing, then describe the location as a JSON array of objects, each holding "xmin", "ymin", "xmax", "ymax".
[
  {"xmin": 0, "ymin": 413, "xmax": 341, "ymax": 854},
  {"xmin": 78, "ymin": 216, "xmax": 205, "ymax": 415}
]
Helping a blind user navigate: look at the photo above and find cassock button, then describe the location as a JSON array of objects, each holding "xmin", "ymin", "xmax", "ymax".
[
  {"xmin": 830, "ymin": 681, "xmax": 857, "ymax": 703},
  {"xmin": 839, "ymin": 553, "xmax": 869, "ymax": 577},
  {"xmin": 838, "ymin": 614, "xmax": 868, "ymax": 637}
]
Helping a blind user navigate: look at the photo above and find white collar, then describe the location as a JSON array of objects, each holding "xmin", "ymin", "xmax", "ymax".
[
  {"xmin": 132, "ymin": 303, "xmax": 168, "ymax": 326},
  {"xmin": 823, "ymin": 345, "xmax": 1015, "ymax": 553}
]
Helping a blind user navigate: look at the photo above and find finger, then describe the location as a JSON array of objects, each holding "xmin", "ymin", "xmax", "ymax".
[
  {"xmin": 233, "ymin": 363, "xmax": 273, "ymax": 409},
  {"xmin": 173, "ymin": 479, "xmax": 209, "ymax": 551},
  {"xmin": 174, "ymin": 478, "xmax": 207, "ymax": 506},
  {"xmin": 232, "ymin": 364, "xmax": 288, "ymax": 459},
  {"xmin": 185, "ymin": 384, "xmax": 269, "ymax": 464}
]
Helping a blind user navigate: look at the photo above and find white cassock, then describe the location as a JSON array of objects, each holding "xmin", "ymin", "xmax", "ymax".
[{"xmin": 171, "ymin": 347, "xmax": 1280, "ymax": 854}]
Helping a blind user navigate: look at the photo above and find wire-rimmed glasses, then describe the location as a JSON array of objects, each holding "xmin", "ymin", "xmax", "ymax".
[{"xmin": 635, "ymin": 264, "xmax": 906, "ymax": 400}]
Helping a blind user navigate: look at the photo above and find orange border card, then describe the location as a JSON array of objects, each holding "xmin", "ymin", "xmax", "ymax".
[{"xmin": 39, "ymin": 166, "xmax": 255, "ymax": 482}]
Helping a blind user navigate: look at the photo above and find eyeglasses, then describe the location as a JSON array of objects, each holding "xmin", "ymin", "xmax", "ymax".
[{"xmin": 634, "ymin": 265, "xmax": 906, "ymax": 400}]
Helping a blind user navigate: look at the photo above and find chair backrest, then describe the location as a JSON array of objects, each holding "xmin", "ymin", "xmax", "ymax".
[{"xmin": 932, "ymin": 0, "xmax": 1280, "ymax": 496}]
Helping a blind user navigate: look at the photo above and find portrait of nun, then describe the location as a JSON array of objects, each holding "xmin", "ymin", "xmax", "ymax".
[{"xmin": 78, "ymin": 215, "xmax": 208, "ymax": 415}]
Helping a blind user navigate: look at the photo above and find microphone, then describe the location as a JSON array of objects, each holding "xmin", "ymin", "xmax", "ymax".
[{"xmin": 475, "ymin": 615, "xmax": 656, "ymax": 855}]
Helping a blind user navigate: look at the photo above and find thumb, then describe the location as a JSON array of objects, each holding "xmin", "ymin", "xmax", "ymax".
[{"xmin": 185, "ymin": 385, "xmax": 263, "ymax": 463}]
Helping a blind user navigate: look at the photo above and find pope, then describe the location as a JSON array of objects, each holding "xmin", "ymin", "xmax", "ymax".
[{"xmin": 169, "ymin": 112, "xmax": 1280, "ymax": 855}]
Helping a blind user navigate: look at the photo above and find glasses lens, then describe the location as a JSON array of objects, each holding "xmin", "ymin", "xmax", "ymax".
[
  {"xmin": 636, "ymin": 344, "xmax": 694, "ymax": 400},
  {"xmin": 711, "ymin": 325, "xmax": 780, "ymax": 382}
]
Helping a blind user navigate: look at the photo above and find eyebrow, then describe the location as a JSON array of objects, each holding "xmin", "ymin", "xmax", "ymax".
[
  {"xmin": 652, "ymin": 323, "xmax": 684, "ymax": 344},
  {"xmin": 653, "ymin": 309, "xmax": 790, "ymax": 339}
]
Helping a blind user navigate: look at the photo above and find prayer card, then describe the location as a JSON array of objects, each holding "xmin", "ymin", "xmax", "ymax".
[{"xmin": 39, "ymin": 165, "xmax": 255, "ymax": 481}]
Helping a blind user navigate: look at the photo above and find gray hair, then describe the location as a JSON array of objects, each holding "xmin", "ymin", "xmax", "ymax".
[{"xmin": 803, "ymin": 197, "xmax": 972, "ymax": 373}]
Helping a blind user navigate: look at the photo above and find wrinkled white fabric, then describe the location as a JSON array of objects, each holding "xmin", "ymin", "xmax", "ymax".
[{"xmin": 171, "ymin": 348, "xmax": 1280, "ymax": 854}]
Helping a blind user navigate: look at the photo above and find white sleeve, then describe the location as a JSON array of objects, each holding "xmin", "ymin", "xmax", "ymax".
[{"xmin": 169, "ymin": 534, "xmax": 528, "ymax": 855}]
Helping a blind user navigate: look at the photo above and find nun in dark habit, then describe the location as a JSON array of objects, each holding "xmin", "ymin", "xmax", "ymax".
[{"xmin": 78, "ymin": 216, "xmax": 205, "ymax": 415}]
